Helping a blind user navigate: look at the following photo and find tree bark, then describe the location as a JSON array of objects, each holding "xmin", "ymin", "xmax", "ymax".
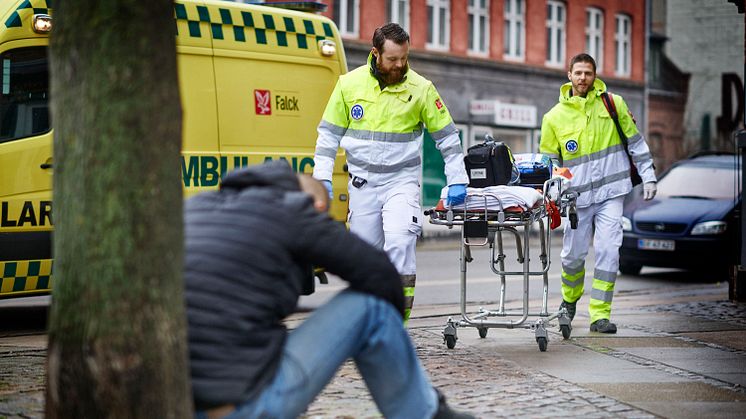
[{"xmin": 46, "ymin": 1, "xmax": 189, "ymax": 417}]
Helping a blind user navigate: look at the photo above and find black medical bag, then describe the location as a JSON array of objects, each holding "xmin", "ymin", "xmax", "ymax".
[{"xmin": 464, "ymin": 135, "xmax": 517, "ymax": 188}]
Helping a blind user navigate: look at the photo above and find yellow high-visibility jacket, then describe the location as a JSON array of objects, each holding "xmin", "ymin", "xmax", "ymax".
[
  {"xmin": 540, "ymin": 78, "xmax": 656, "ymax": 208},
  {"xmin": 313, "ymin": 53, "xmax": 468, "ymax": 187}
]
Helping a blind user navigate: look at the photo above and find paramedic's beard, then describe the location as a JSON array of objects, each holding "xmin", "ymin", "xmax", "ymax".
[{"xmin": 377, "ymin": 62, "xmax": 408, "ymax": 85}]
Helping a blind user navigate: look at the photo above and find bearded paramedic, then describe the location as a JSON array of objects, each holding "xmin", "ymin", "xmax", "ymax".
[{"xmin": 312, "ymin": 23, "xmax": 469, "ymax": 322}]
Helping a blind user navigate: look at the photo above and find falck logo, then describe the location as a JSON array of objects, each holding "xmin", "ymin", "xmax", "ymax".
[{"xmin": 255, "ymin": 89, "xmax": 271, "ymax": 115}]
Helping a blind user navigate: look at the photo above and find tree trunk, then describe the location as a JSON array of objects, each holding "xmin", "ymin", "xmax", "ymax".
[{"xmin": 46, "ymin": 1, "xmax": 189, "ymax": 417}]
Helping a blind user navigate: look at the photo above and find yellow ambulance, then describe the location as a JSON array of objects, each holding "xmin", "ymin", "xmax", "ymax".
[{"xmin": 0, "ymin": 0, "xmax": 349, "ymax": 298}]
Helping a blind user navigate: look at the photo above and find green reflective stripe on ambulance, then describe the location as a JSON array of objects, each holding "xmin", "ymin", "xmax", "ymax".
[
  {"xmin": 173, "ymin": 2, "xmax": 325, "ymax": 49},
  {"xmin": 0, "ymin": 260, "xmax": 53, "ymax": 294}
]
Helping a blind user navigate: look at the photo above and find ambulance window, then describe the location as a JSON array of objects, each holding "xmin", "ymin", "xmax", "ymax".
[{"xmin": 0, "ymin": 47, "xmax": 50, "ymax": 143}]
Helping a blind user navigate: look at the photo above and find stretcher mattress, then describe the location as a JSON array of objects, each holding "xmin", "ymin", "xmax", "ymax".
[{"xmin": 439, "ymin": 185, "xmax": 544, "ymax": 211}]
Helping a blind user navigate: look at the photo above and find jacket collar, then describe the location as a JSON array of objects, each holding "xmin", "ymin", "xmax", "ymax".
[{"xmin": 559, "ymin": 78, "xmax": 607, "ymax": 105}]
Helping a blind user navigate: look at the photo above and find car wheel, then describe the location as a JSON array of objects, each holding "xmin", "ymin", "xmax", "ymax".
[{"xmin": 619, "ymin": 262, "xmax": 642, "ymax": 276}]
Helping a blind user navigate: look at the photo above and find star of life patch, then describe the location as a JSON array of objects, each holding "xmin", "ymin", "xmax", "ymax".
[
  {"xmin": 565, "ymin": 139, "xmax": 579, "ymax": 154},
  {"xmin": 351, "ymin": 104, "xmax": 364, "ymax": 120}
]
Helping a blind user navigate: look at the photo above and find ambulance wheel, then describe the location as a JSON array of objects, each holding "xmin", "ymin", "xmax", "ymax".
[
  {"xmin": 537, "ymin": 337, "xmax": 548, "ymax": 352},
  {"xmin": 478, "ymin": 327, "xmax": 488, "ymax": 338},
  {"xmin": 445, "ymin": 335, "xmax": 457, "ymax": 349},
  {"xmin": 560, "ymin": 324, "xmax": 571, "ymax": 340},
  {"xmin": 619, "ymin": 262, "xmax": 642, "ymax": 276}
]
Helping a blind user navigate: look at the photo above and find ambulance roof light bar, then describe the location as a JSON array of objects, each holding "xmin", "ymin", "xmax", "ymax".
[{"xmin": 255, "ymin": 1, "xmax": 328, "ymax": 13}]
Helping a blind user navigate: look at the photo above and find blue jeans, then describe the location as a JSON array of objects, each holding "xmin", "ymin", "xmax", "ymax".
[{"xmin": 195, "ymin": 290, "xmax": 438, "ymax": 419}]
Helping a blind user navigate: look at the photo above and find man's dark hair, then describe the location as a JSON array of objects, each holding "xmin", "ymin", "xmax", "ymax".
[
  {"xmin": 569, "ymin": 53, "xmax": 597, "ymax": 73},
  {"xmin": 372, "ymin": 23, "xmax": 410, "ymax": 53}
]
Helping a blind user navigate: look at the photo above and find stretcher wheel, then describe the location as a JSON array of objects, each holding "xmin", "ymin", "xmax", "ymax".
[
  {"xmin": 560, "ymin": 324, "xmax": 571, "ymax": 340},
  {"xmin": 445, "ymin": 335, "xmax": 457, "ymax": 349},
  {"xmin": 536, "ymin": 337, "xmax": 548, "ymax": 352},
  {"xmin": 478, "ymin": 327, "xmax": 488, "ymax": 338}
]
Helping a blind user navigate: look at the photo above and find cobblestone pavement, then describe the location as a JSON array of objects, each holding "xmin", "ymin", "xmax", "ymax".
[{"xmin": 302, "ymin": 328, "xmax": 655, "ymax": 419}]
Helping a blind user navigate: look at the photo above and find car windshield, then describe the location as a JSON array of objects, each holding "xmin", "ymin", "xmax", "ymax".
[{"xmin": 657, "ymin": 163, "xmax": 741, "ymax": 200}]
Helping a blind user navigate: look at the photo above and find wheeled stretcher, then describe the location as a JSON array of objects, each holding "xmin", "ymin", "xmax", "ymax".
[{"xmin": 425, "ymin": 178, "xmax": 578, "ymax": 352}]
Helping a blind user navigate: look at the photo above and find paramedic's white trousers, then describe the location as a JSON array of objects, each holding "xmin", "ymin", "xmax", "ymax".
[
  {"xmin": 347, "ymin": 179, "xmax": 422, "ymax": 275},
  {"xmin": 560, "ymin": 196, "xmax": 624, "ymax": 323}
]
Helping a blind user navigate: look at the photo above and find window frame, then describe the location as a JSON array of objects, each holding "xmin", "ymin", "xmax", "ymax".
[
  {"xmin": 388, "ymin": 0, "xmax": 410, "ymax": 33},
  {"xmin": 426, "ymin": 0, "xmax": 451, "ymax": 51},
  {"xmin": 503, "ymin": 0, "xmax": 525, "ymax": 61},
  {"xmin": 615, "ymin": 13, "xmax": 632, "ymax": 77},
  {"xmin": 334, "ymin": 0, "xmax": 360, "ymax": 38},
  {"xmin": 468, "ymin": 0, "xmax": 490, "ymax": 56},
  {"xmin": 585, "ymin": 7, "xmax": 604, "ymax": 73},
  {"xmin": 545, "ymin": 0, "xmax": 566, "ymax": 68}
]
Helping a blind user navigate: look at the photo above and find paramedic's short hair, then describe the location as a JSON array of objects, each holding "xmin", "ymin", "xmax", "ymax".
[
  {"xmin": 372, "ymin": 23, "xmax": 410, "ymax": 53},
  {"xmin": 569, "ymin": 53, "xmax": 597, "ymax": 73}
]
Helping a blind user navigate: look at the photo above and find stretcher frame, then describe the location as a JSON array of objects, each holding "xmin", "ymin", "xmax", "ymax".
[{"xmin": 426, "ymin": 178, "xmax": 578, "ymax": 352}]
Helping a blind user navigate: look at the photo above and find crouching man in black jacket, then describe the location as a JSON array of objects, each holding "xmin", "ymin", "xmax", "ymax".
[{"xmin": 185, "ymin": 161, "xmax": 473, "ymax": 419}]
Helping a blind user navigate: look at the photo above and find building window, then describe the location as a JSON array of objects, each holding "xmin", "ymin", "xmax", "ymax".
[
  {"xmin": 388, "ymin": 0, "xmax": 410, "ymax": 33},
  {"xmin": 615, "ymin": 14, "xmax": 632, "ymax": 77},
  {"xmin": 504, "ymin": 0, "xmax": 525, "ymax": 60},
  {"xmin": 333, "ymin": 0, "xmax": 359, "ymax": 38},
  {"xmin": 427, "ymin": 0, "xmax": 450, "ymax": 50},
  {"xmin": 585, "ymin": 7, "xmax": 604, "ymax": 72},
  {"xmin": 545, "ymin": 1, "xmax": 565, "ymax": 67},
  {"xmin": 468, "ymin": 0, "xmax": 489, "ymax": 55}
]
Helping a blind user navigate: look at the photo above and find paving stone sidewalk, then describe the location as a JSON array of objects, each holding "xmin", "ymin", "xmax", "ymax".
[{"xmin": 301, "ymin": 328, "xmax": 655, "ymax": 419}]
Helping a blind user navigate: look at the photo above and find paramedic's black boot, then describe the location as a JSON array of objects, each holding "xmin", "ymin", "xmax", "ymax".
[
  {"xmin": 433, "ymin": 389, "xmax": 475, "ymax": 419},
  {"xmin": 590, "ymin": 319, "xmax": 617, "ymax": 334},
  {"xmin": 560, "ymin": 300, "xmax": 576, "ymax": 321}
]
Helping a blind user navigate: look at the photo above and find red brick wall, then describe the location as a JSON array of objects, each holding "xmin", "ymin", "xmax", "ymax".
[
  {"xmin": 450, "ymin": 0, "xmax": 468, "ymax": 55},
  {"xmin": 360, "ymin": 0, "xmax": 386, "ymax": 42},
  {"xmin": 525, "ymin": 0, "xmax": 546, "ymax": 66},
  {"xmin": 489, "ymin": 0, "xmax": 504, "ymax": 59},
  {"xmin": 410, "ymin": 0, "xmax": 428, "ymax": 49}
]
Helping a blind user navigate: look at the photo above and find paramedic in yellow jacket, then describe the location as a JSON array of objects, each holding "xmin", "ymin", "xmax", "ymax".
[
  {"xmin": 313, "ymin": 23, "xmax": 469, "ymax": 321},
  {"xmin": 540, "ymin": 53, "xmax": 657, "ymax": 334}
]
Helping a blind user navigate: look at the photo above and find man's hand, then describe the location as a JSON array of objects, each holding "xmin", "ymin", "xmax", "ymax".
[
  {"xmin": 643, "ymin": 182, "xmax": 657, "ymax": 200},
  {"xmin": 447, "ymin": 184, "xmax": 467, "ymax": 206},
  {"xmin": 321, "ymin": 180, "xmax": 333, "ymax": 200}
]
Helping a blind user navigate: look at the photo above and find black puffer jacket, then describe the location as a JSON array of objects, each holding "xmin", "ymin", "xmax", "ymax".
[{"xmin": 184, "ymin": 161, "xmax": 403, "ymax": 409}]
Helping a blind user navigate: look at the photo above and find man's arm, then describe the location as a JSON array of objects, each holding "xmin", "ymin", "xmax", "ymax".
[
  {"xmin": 420, "ymin": 83, "xmax": 469, "ymax": 186},
  {"xmin": 313, "ymin": 80, "xmax": 349, "ymax": 182},
  {"xmin": 539, "ymin": 113, "xmax": 561, "ymax": 167},
  {"xmin": 289, "ymin": 197, "xmax": 405, "ymax": 317},
  {"xmin": 614, "ymin": 95, "xmax": 657, "ymax": 184}
]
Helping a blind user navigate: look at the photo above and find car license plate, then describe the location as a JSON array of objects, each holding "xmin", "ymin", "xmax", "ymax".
[{"xmin": 638, "ymin": 239, "xmax": 675, "ymax": 251}]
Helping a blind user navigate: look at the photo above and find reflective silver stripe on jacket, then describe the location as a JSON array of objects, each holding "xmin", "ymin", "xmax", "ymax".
[
  {"xmin": 430, "ymin": 122, "xmax": 458, "ymax": 141},
  {"xmin": 567, "ymin": 170, "xmax": 629, "ymax": 194},
  {"xmin": 315, "ymin": 145, "xmax": 338, "ymax": 159},
  {"xmin": 346, "ymin": 155, "xmax": 422, "ymax": 173},
  {"xmin": 627, "ymin": 133, "xmax": 643, "ymax": 147},
  {"xmin": 343, "ymin": 128, "xmax": 423, "ymax": 143},
  {"xmin": 631, "ymin": 152, "xmax": 652, "ymax": 163},
  {"xmin": 590, "ymin": 288, "xmax": 614, "ymax": 303},
  {"xmin": 440, "ymin": 143, "xmax": 464, "ymax": 157},
  {"xmin": 319, "ymin": 119, "xmax": 348, "ymax": 136},
  {"xmin": 564, "ymin": 144, "xmax": 626, "ymax": 167}
]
